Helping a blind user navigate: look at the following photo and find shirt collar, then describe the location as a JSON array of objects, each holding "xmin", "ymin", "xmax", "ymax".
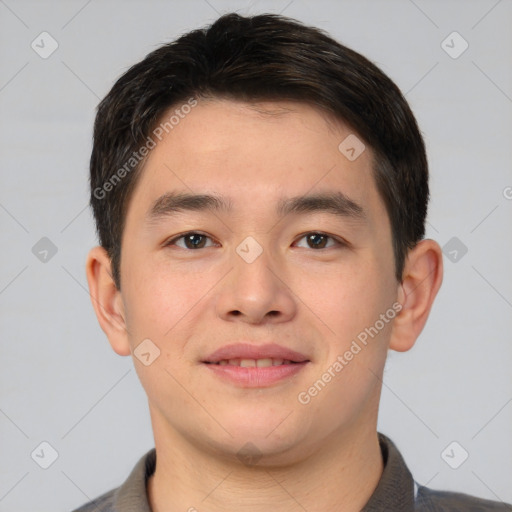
[
  {"xmin": 114, "ymin": 447, "xmax": 155, "ymax": 512},
  {"xmin": 361, "ymin": 433, "xmax": 415, "ymax": 511}
]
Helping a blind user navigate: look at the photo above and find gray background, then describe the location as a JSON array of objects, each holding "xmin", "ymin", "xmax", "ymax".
[{"xmin": 1, "ymin": 0, "xmax": 511, "ymax": 510}]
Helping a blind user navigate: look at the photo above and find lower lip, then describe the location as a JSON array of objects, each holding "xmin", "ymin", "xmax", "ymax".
[{"xmin": 202, "ymin": 362, "xmax": 309, "ymax": 387}]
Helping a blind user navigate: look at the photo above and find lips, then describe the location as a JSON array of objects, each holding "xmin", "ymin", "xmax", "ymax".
[
  {"xmin": 213, "ymin": 358, "xmax": 297, "ymax": 367},
  {"xmin": 202, "ymin": 342, "xmax": 310, "ymax": 365},
  {"xmin": 202, "ymin": 342, "xmax": 311, "ymax": 387}
]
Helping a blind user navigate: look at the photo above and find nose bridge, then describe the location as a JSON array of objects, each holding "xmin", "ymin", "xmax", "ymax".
[
  {"xmin": 215, "ymin": 234, "xmax": 296, "ymax": 323},
  {"xmin": 232, "ymin": 234, "xmax": 279, "ymax": 291},
  {"xmin": 235, "ymin": 234, "xmax": 267, "ymax": 266}
]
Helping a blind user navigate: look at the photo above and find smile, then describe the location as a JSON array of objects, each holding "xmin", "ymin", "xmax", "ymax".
[
  {"xmin": 207, "ymin": 358, "xmax": 299, "ymax": 367},
  {"xmin": 202, "ymin": 360, "xmax": 309, "ymax": 387}
]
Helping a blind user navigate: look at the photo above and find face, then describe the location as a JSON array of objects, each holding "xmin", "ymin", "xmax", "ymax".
[{"xmin": 117, "ymin": 99, "xmax": 400, "ymax": 464}]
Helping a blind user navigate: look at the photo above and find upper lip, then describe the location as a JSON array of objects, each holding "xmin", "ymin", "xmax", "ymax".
[{"xmin": 202, "ymin": 343, "xmax": 310, "ymax": 363}]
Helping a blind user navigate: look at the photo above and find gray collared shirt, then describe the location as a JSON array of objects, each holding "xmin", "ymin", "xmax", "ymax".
[{"xmin": 72, "ymin": 434, "xmax": 511, "ymax": 511}]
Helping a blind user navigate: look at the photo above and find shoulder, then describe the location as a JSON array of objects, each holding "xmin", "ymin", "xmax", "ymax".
[
  {"xmin": 69, "ymin": 448, "xmax": 155, "ymax": 512},
  {"xmin": 416, "ymin": 485, "xmax": 512, "ymax": 511},
  {"xmin": 71, "ymin": 487, "xmax": 117, "ymax": 512}
]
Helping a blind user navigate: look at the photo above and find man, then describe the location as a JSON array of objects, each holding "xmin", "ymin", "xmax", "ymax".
[{"xmin": 76, "ymin": 12, "xmax": 510, "ymax": 512}]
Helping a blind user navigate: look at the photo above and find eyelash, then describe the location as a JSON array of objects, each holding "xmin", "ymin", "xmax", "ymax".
[{"xmin": 165, "ymin": 231, "xmax": 345, "ymax": 250}]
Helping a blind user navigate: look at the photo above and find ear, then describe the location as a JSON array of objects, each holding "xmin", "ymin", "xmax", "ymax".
[
  {"xmin": 389, "ymin": 239, "xmax": 443, "ymax": 352},
  {"xmin": 85, "ymin": 246, "xmax": 131, "ymax": 356}
]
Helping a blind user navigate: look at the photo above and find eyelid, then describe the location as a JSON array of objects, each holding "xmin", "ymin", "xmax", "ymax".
[
  {"xmin": 293, "ymin": 231, "xmax": 346, "ymax": 248},
  {"xmin": 164, "ymin": 231, "xmax": 219, "ymax": 248}
]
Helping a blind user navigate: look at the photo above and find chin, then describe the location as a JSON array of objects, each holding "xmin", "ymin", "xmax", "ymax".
[
  {"xmin": 210, "ymin": 434, "xmax": 310, "ymax": 468},
  {"xmin": 212, "ymin": 415, "xmax": 311, "ymax": 456}
]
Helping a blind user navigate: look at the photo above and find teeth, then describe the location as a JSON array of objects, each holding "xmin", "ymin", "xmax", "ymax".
[{"xmin": 215, "ymin": 358, "xmax": 293, "ymax": 367}]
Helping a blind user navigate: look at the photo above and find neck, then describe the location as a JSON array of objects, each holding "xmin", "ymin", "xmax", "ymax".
[{"xmin": 147, "ymin": 414, "xmax": 383, "ymax": 512}]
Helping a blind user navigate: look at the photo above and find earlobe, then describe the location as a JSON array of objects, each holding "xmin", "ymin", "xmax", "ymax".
[
  {"xmin": 389, "ymin": 239, "xmax": 443, "ymax": 352},
  {"xmin": 85, "ymin": 246, "xmax": 131, "ymax": 356}
]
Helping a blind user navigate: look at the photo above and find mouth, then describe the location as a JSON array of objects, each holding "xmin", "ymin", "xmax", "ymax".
[
  {"xmin": 204, "ymin": 358, "xmax": 304, "ymax": 367},
  {"xmin": 202, "ymin": 342, "xmax": 310, "ymax": 365},
  {"xmin": 202, "ymin": 361, "xmax": 310, "ymax": 387},
  {"xmin": 200, "ymin": 343, "xmax": 311, "ymax": 387}
]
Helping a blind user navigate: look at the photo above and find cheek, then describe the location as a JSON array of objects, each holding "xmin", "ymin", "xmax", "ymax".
[
  {"xmin": 298, "ymin": 257, "xmax": 389, "ymax": 328},
  {"xmin": 297, "ymin": 258, "xmax": 396, "ymax": 388},
  {"xmin": 122, "ymin": 254, "xmax": 220, "ymax": 347}
]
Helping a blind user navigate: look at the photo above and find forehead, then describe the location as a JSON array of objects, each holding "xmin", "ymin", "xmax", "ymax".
[{"xmin": 127, "ymin": 98, "xmax": 387, "ymax": 228}]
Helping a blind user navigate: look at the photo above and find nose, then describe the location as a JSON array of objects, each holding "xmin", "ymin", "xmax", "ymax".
[{"xmin": 215, "ymin": 244, "xmax": 297, "ymax": 325}]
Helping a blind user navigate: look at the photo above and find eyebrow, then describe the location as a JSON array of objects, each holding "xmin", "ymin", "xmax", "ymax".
[{"xmin": 147, "ymin": 190, "xmax": 366, "ymax": 224}]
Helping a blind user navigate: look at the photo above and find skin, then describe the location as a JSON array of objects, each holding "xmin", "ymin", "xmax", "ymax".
[{"xmin": 86, "ymin": 99, "xmax": 443, "ymax": 511}]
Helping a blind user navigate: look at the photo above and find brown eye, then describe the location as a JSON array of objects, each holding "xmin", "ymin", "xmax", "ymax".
[
  {"xmin": 167, "ymin": 232, "xmax": 216, "ymax": 249},
  {"xmin": 183, "ymin": 234, "xmax": 207, "ymax": 249},
  {"xmin": 307, "ymin": 233, "xmax": 328, "ymax": 249},
  {"xmin": 295, "ymin": 232, "xmax": 339, "ymax": 249}
]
